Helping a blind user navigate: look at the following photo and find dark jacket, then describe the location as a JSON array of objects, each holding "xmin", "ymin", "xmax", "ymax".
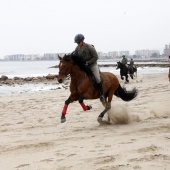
[{"xmin": 75, "ymin": 43, "xmax": 98, "ymax": 65}]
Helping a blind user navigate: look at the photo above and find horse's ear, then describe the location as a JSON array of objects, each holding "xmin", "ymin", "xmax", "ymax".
[{"xmin": 58, "ymin": 55, "xmax": 62, "ymax": 60}]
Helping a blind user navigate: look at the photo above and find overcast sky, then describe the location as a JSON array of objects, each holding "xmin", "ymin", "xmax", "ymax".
[{"xmin": 0, "ymin": 0, "xmax": 170, "ymax": 58}]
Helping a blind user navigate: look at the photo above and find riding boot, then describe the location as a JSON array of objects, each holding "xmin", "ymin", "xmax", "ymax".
[{"xmin": 97, "ymin": 82, "xmax": 106, "ymax": 102}]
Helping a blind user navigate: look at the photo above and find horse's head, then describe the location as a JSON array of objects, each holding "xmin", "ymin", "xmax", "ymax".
[
  {"xmin": 58, "ymin": 54, "xmax": 73, "ymax": 83},
  {"xmin": 116, "ymin": 61, "xmax": 121, "ymax": 69}
]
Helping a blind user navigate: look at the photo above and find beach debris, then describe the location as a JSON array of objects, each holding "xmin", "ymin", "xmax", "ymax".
[
  {"xmin": 0, "ymin": 75, "xmax": 8, "ymax": 81},
  {"xmin": 46, "ymin": 74, "xmax": 58, "ymax": 79},
  {"xmin": 0, "ymin": 74, "xmax": 64, "ymax": 86}
]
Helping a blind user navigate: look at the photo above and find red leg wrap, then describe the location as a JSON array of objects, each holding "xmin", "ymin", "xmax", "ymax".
[
  {"xmin": 62, "ymin": 104, "xmax": 68, "ymax": 115},
  {"xmin": 80, "ymin": 102, "xmax": 87, "ymax": 111}
]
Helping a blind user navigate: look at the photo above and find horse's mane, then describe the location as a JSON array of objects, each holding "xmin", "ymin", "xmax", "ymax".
[
  {"xmin": 117, "ymin": 61, "xmax": 125, "ymax": 67},
  {"xmin": 63, "ymin": 54, "xmax": 93, "ymax": 75},
  {"xmin": 62, "ymin": 54, "xmax": 72, "ymax": 61}
]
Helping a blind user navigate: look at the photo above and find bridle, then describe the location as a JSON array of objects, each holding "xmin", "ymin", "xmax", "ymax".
[
  {"xmin": 58, "ymin": 60, "xmax": 70, "ymax": 77},
  {"xmin": 58, "ymin": 59, "xmax": 87, "ymax": 92},
  {"xmin": 58, "ymin": 59, "xmax": 80, "ymax": 78}
]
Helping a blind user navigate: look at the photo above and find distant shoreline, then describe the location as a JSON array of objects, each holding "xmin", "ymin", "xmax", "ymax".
[
  {"xmin": 0, "ymin": 58, "xmax": 169, "ymax": 68},
  {"xmin": 49, "ymin": 63, "xmax": 170, "ymax": 68},
  {"xmin": 0, "ymin": 58, "xmax": 169, "ymax": 62},
  {"xmin": 98, "ymin": 63, "xmax": 170, "ymax": 68}
]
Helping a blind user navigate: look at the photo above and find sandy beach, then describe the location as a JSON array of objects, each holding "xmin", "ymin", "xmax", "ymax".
[{"xmin": 0, "ymin": 72, "xmax": 170, "ymax": 170}]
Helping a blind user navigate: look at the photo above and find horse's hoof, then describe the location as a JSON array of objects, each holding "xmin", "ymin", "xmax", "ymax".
[
  {"xmin": 97, "ymin": 117, "xmax": 103, "ymax": 123},
  {"xmin": 87, "ymin": 105, "xmax": 92, "ymax": 110},
  {"xmin": 61, "ymin": 118, "xmax": 66, "ymax": 123}
]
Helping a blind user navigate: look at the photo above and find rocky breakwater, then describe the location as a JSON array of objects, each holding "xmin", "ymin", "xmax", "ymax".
[
  {"xmin": 98, "ymin": 63, "xmax": 170, "ymax": 68},
  {"xmin": 0, "ymin": 74, "xmax": 59, "ymax": 86},
  {"xmin": 50, "ymin": 62, "xmax": 170, "ymax": 69}
]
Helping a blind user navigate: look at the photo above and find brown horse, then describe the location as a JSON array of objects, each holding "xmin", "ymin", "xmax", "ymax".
[{"xmin": 57, "ymin": 54, "xmax": 138, "ymax": 123}]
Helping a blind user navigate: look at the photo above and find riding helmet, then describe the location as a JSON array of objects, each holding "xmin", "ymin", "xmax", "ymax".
[{"xmin": 74, "ymin": 34, "xmax": 85, "ymax": 43}]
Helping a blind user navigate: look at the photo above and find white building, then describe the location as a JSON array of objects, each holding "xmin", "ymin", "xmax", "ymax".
[
  {"xmin": 135, "ymin": 49, "xmax": 160, "ymax": 58},
  {"xmin": 24, "ymin": 54, "xmax": 40, "ymax": 60},
  {"xmin": 108, "ymin": 51, "xmax": 118, "ymax": 58},
  {"xmin": 4, "ymin": 54, "xmax": 24, "ymax": 61},
  {"xmin": 44, "ymin": 53, "xmax": 66, "ymax": 60},
  {"xmin": 163, "ymin": 44, "xmax": 170, "ymax": 57}
]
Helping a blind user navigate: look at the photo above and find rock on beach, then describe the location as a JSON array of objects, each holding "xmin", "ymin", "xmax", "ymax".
[{"xmin": 0, "ymin": 74, "xmax": 59, "ymax": 85}]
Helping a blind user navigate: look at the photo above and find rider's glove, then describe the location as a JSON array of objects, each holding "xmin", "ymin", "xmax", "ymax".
[{"xmin": 85, "ymin": 62, "xmax": 89, "ymax": 66}]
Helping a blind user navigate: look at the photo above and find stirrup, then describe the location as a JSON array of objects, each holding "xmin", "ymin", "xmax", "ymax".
[{"xmin": 100, "ymin": 95, "xmax": 106, "ymax": 102}]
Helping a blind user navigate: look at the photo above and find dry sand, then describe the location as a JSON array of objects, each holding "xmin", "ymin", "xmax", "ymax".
[{"xmin": 0, "ymin": 72, "xmax": 170, "ymax": 170}]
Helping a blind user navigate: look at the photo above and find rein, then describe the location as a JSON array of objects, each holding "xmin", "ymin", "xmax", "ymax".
[
  {"xmin": 59, "ymin": 59, "xmax": 87, "ymax": 92},
  {"xmin": 70, "ymin": 66, "xmax": 87, "ymax": 92}
]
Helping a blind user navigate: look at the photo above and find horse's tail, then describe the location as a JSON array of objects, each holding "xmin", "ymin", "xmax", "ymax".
[{"xmin": 114, "ymin": 84, "xmax": 138, "ymax": 101}]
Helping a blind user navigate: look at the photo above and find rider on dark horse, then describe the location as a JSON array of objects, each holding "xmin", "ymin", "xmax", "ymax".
[
  {"xmin": 129, "ymin": 58, "xmax": 137, "ymax": 72},
  {"xmin": 73, "ymin": 34, "xmax": 105, "ymax": 103},
  {"xmin": 130, "ymin": 58, "xmax": 134, "ymax": 70},
  {"xmin": 130, "ymin": 58, "xmax": 134, "ymax": 66},
  {"xmin": 121, "ymin": 55, "xmax": 128, "ymax": 68}
]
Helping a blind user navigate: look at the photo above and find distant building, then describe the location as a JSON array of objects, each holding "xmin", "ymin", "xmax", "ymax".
[
  {"xmin": 4, "ymin": 53, "xmax": 66, "ymax": 61},
  {"xmin": 135, "ymin": 49, "xmax": 160, "ymax": 58},
  {"xmin": 4, "ymin": 54, "xmax": 40, "ymax": 61},
  {"xmin": 163, "ymin": 44, "xmax": 170, "ymax": 57},
  {"xmin": 97, "ymin": 52, "xmax": 103, "ymax": 59},
  {"xmin": 97, "ymin": 52, "xmax": 110, "ymax": 59},
  {"xmin": 43, "ymin": 53, "xmax": 60, "ymax": 60},
  {"xmin": 150, "ymin": 50, "xmax": 160, "ymax": 58},
  {"xmin": 108, "ymin": 51, "xmax": 118, "ymax": 58},
  {"xmin": 98, "ymin": 51, "xmax": 128, "ymax": 59},
  {"xmin": 4, "ymin": 54, "xmax": 24, "ymax": 61},
  {"xmin": 24, "ymin": 54, "xmax": 40, "ymax": 60}
]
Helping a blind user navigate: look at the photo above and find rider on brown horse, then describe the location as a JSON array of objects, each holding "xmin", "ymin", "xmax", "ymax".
[{"xmin": 73, "ymin": 34, "xmax": 105, "ymax": 102}]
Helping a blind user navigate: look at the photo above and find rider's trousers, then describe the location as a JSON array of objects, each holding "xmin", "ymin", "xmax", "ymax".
[{"xmin": 90, "ymin": 63, "xmax": 101, "ymax": 83}]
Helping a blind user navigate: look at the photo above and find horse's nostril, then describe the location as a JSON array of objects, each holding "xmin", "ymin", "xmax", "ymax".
[{"xmin": 58, "ymin": 79, "xmax": 63, "ymax": 83}]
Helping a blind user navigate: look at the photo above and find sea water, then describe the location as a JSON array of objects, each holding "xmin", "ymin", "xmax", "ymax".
[
  {"xmin": 0, "ymin": 61, "xmax": 59, "ymax": 78},
  {"xmin": 0, "ymin": 60, "xmax": 169, "ymax": 95},
  {"xmin": 0, "ymin": 60, "xmax": 168, "ymax": 78}
]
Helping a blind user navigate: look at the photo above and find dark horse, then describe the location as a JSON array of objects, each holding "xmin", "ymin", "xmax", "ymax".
[
  {"xmin": 116, "ymin": 61, "xmax": 137, "ymax": 82},
  {"xmin": 58, "ymin": 55, "xmax": 138, "ymax": 123}
]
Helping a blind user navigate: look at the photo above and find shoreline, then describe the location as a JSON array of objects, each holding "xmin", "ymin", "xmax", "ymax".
[
  {"xmin": 0, "ymin": 64, "xmax": 169, "ymax": 85},
  {"xmin": 49, "ymin": 62, "xmax": 170, "ymax": 68},
  {"xmin": 99, "ymin": 63, "xmax": 169, "ymax": 68},
  {"xmin": 0, "ymin": 68, "xmax": 169, "ymax": 95},
  {"xmin": 0, "ymin": 76, "xmax": 70, "ymax": 96}
]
